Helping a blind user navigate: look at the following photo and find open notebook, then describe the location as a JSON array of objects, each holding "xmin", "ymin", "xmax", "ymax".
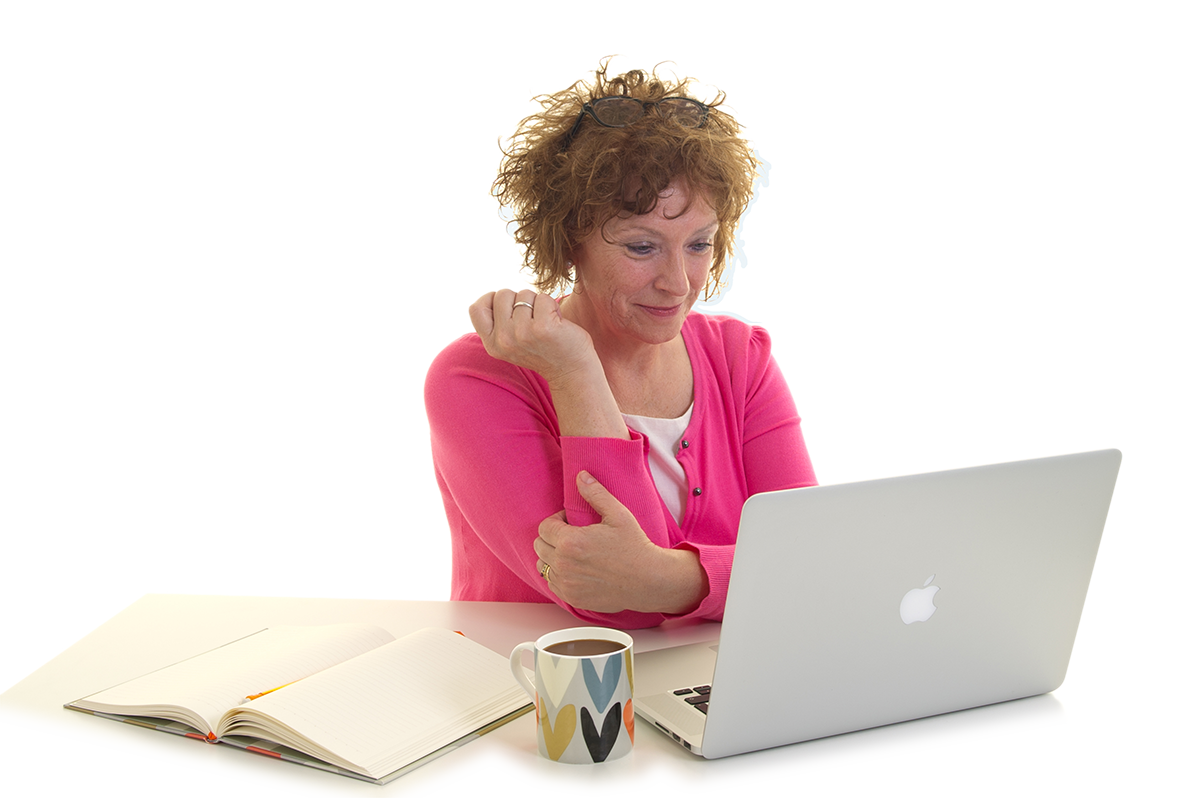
[{"xmin": 67, "ymin": 624, "xmax": 532, "ymax": 783}]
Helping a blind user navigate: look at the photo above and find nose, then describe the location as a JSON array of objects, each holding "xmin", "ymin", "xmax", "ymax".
[{"xmin": 654, "ymin": 248, "xmax": 691, "ymax": 298}]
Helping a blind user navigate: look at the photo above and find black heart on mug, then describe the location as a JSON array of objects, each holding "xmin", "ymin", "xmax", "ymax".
[{"xmin": 580, "ymin": 703, "xmax": 622, "ymax": 762}]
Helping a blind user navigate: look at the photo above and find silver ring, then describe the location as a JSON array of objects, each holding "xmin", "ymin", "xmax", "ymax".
[{"xmin": 513, "ymin": 301, "xmax": 534, "ymax": 312}]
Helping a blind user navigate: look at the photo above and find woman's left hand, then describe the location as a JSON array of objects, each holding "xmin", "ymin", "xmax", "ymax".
[{"xmin": 534, "ymin": 471, "xmax": 708, "ymax": 615}]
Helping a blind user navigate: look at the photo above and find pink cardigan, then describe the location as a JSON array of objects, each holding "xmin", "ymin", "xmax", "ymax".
[{"xmin": 424, "ymin": 312, "xmax": 817, "ymax": 628}]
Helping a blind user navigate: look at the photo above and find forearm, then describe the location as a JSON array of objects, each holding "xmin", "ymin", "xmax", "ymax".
[{"xmin": 546, "ymin": 359, "xmax": 629, "ymax": 441}]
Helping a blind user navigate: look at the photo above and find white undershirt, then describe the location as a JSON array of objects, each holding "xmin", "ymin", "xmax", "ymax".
[{"xmin": 621, "ymin": 404, "xmax": 693, "ymax": 526}]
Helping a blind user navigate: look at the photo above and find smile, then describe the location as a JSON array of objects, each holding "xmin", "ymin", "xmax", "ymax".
[{"xmin": 638, "ymin": 304, "xmax": 682, "ymax": 318}]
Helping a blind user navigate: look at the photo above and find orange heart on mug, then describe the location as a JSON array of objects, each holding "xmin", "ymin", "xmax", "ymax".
[{"xmin": 623, "ymin": 699, "xmax": 634, "ymax": 742}]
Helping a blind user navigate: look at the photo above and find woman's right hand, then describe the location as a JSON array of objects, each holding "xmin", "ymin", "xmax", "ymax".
[
  {"xmin": 472, "ymin": 289, "xmax": 629, "ymax": 440},
  {"xmin": 469, "ymin": 289, "xmax": 597, "ymax": 385}
]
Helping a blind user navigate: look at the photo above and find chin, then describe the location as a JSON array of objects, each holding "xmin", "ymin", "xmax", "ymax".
[{"xmin": 630, "ymin": 318, "xmax": 686, "ymax": 345}]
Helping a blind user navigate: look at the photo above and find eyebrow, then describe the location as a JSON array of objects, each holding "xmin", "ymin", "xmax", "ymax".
[{"xmin": 616, "ymin": 222, "xmax": 720, "ymax": 238}]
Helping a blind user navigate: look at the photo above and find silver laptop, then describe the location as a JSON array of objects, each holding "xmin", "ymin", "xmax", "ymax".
[{"xmin": 634, "ymin": 449, "xmax": 1121, "ymax": 758}]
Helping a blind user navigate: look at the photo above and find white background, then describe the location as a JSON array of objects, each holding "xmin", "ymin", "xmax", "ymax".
[{"xmin": 2, "ymin": 0, "xmax": 1196, "ymax": 757}]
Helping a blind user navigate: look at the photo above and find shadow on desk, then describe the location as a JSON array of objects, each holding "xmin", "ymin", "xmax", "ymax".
[{"xmin": 624, "ymin": 691, "xmax": 1065, "ymax": 796}]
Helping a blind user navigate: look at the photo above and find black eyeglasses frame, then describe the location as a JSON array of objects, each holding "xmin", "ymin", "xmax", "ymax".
[{"xmin": 560, "ymin": 96, "xmax": 710, "ymax": 151}]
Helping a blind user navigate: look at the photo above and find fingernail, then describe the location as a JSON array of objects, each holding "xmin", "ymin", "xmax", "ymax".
[{"xmin": 578, "ymin": 470, "xmax": 595, "ymax": 485}]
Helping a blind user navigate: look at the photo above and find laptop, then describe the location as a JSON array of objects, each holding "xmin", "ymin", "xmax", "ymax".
[{"xmin": 634, "ymin": 449, "xmax": 1121, "ymax": 758}]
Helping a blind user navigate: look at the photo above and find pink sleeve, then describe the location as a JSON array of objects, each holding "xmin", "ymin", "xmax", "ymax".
[
  {"xmin": 672, "ymin": 544, "xmax": 728, "ymax": 621},
  {"xmin": 672, "ymin": 325, "xmax": 816, "ymax": 622},
  {"xmin": 425, "ymin": 337, "xmax": 669, "ymax": 627},
  {"xmin": 560, "ymin": 435, "xmax": 670, "ymax": 531},
  {"xmin": 742, "ymin": 327, "xmax": 817, "ymax": 495}
]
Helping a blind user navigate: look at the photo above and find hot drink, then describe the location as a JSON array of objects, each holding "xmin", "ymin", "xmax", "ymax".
[{"xmin": 544, "ymin": 638, "xmax": 626, "ymax": 657}]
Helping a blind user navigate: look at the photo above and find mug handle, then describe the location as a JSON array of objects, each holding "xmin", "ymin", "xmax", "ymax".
[{"xmin": 509, "ymin": 642, "xmax": 538, "ymax": 701}]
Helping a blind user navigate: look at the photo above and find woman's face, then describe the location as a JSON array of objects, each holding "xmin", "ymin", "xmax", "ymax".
[{"xmin": 566, "ymin": 178, "xmax": 718, "ymax": 352}]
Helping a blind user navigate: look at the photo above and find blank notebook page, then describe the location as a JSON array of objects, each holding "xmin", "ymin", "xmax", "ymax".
[
  {"xmin": 77, "ymin": 624, "xmax": 395, "ymax": 734},
  {"xmin": 234, "ymin": 627, "xmax": 529, "ymax": 778}
]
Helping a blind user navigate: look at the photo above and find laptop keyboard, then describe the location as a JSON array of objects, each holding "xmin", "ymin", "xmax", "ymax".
[{"xmin": 672, "ymin": 685, "xmax": 711, "ymax": 714}]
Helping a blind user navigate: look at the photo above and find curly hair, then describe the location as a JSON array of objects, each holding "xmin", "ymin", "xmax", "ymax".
[{"xmin": 492, "ymin": 61, "xmax": 759, "ymax": 299}]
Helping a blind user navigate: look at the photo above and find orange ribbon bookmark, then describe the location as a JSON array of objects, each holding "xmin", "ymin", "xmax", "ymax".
[{"xmin": 244, "ymin": 680, "xmax": 299, "ymax": 701}]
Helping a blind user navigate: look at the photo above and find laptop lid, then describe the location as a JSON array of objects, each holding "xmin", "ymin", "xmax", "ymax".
[{"xmin": 636, "ymin": 449, "xmax": 1121, "ymax": 759}]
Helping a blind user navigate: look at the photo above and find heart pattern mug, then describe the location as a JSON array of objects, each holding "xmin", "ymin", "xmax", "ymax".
[{"xmin": 509, "ymin": 626, "xmax": 634, "ymax": 764}]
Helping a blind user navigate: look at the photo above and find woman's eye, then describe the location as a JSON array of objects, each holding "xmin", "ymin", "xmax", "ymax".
[
  {"xmin": 690, "ymin": 241, "xmax": 714, "ymax": 253},
  {"xmin": 625, "ymin": 244, "xmax": 654, "ymax": 256}
]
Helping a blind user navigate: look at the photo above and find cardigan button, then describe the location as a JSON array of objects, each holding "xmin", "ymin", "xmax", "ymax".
[
  {"xmin": 681, "ymin": 440, "xmax": 690, "ymax": 449},
  {"xmin": 692, "ymin": 487, "xmax": 702, "ymax": 497}
]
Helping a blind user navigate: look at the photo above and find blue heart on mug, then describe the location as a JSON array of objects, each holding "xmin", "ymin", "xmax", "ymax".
[{"xmin": 582, "ymin": 652, "xmax": 622, "ymax": 711}]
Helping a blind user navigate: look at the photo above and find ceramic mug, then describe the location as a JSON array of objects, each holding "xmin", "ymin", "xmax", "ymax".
[{"xmin": 509, "ymin": 626, "xmax": 634, "ymax": 764}]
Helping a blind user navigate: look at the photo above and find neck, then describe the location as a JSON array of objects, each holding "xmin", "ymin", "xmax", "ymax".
[
  {"xmin": 560, "ymin": 293, "xmax": 678, "ymax": 375},
  {"xmin": 559, "ymin": 293, "xmax": 692, "ymax": 418}
]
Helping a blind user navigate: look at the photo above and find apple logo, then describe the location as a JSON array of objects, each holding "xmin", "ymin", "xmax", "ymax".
[{"xmin": 899, "ymin": 575, "xmax": 939, "ymax": 624}]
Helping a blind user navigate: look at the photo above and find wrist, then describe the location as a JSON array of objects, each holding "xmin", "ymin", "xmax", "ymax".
[
  {"xmin": 546, "ymin": 357, "xmax": 629, "ymax": 440},
  {"xmin": 633, "ymin": 546, "xmax": 708, "ymax": 615},
  {"xmin": 542, "ymin": 344, "xmax": 603, "ymax": 392}
]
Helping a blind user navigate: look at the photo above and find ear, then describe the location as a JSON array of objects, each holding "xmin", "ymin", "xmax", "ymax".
[{"xmin": 565, "ymin": 250, "xmax": 582, "ymax": 292}]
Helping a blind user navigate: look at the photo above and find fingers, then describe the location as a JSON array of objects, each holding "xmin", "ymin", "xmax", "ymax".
[
  {"xmin": 535, "ymin": 511, "xmax": 573, "ymax": 600},
  {"xmin": 510, "ymin": 289, "xmax": 538, "ymax": 318},
  {"xmin": 469, "ymin": 288, "xmax": 596, "ymax": 382},
  {"xmin": 468, "ymin": 291, "xmax": 497, "ymax": 338},
  {"xmin": 534, "ymin": 517, "xmax": 563, "ymax": 599},
  {"xmin": 537, "ymin": 560, "xmax": 564, "ymax": 601},
  {"xmin": 471, "ymin": 289, "xmax": 551, "ymax": 348},
  {"xmin": 535, "ymin": 480, "xmax": 635, "ymax": 606},
  {"xmin": 488, "ymin": 288, "xmax": 538, "ymax": 319},
  {"xmin": 574, "ymin": 470, "xmax": 634, "ymax": 525},
  {"xmin": 536, "ymin": 511, "xmax": 567, "ymax": 551}
]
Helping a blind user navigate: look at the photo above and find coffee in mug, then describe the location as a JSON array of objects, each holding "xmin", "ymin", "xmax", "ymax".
[{"xmin": 543, "ymin": 638, "xmax": 626, "ymax": 657}]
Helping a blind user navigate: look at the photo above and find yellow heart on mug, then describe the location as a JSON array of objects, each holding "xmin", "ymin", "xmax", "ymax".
[{"xmin": 540, "ymin": 702, "xmax": 577, "ymax": 762}]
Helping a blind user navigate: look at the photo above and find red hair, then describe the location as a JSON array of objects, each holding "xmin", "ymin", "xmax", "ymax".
[{"xmin": 493, "ymin": 61, "xmax": 759, "ymax": 298}]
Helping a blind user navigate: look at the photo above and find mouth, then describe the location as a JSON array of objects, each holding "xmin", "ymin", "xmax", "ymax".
[{"xmin": 637, "ymin": 303, "xmax": 683, "ymax": 318}]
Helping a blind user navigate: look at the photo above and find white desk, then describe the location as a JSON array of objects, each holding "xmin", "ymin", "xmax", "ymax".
[{"xmin": 0, "ymin": 595, "xmax": 1185, "ymax": 796}]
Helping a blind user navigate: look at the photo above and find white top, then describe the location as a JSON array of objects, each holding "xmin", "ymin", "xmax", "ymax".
[{"xmin": 621, "ymin": 404, "xmax": 693, "ymax": 526}]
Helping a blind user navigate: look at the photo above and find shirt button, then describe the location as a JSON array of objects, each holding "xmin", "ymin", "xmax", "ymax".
[{"xmin": 692, "ymin": 487, "xmax": 702, "ymax": 497}]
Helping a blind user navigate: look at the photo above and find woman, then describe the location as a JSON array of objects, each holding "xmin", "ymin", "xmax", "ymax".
[{"xmin": 425, "ymin": 63, "xmax": 817, "ymax": 628}]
